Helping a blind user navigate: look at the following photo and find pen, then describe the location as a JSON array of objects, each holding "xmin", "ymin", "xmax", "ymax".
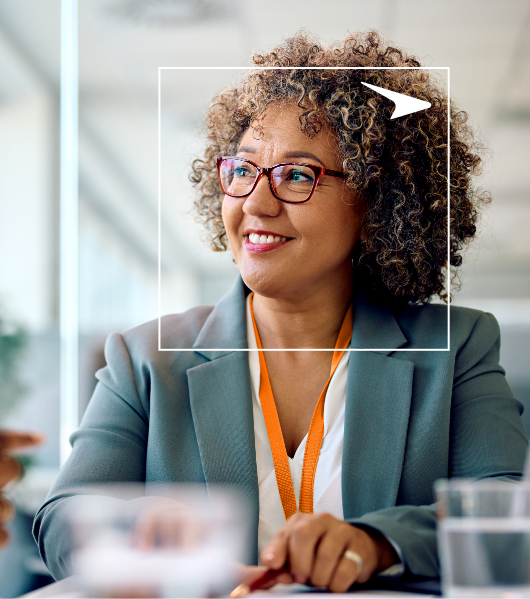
[{"xmin": 229, "ymin": 564, "xmax": 290, "ymax": 598}]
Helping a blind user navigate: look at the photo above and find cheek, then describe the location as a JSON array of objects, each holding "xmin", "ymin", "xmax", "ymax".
[
  {"xmin": 221, "ymin": 199, "xmax": 237, "ymax": 238},
  {"xmin": 221, "ymin": 199, "xmax": 244, "ymax": 260},
  {"xmin": 309, "ymin": 204, "xmax": 360, "ymax": 253},
  {"xmin": 335, "ymin": 200, "xmax": 363, "ymax": 247}
]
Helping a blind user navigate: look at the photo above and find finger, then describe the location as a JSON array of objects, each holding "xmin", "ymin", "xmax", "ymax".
[
  {"xmin": 251, "ymin": 571, "xmax": 293, "ymax": 590},
  {"xmin": 231, "ymin": 567, "xmax": 279, "ymax": 599},
  {"xmin": 255, "ymin": 571, "xmax": 294, "ymax": 589},
  {"xmin": 287, "ymin": 514, "xmax": 330, "ymax": 585},
  {"xmin": 0, "ymin": 527, "xmax": 9, "ymax": 549},
  {"xmin": 237, "ymin": 565, "xmax": 277, "ymax": 590},
  {"xmin": 234, "ymin": 564, "xmax": 294, "ymax": 596},
  {"xmin": 260, "ymin": 520, "xmax": 293, "ymax": 570},
  {"xmin": 275, "ymin": 572, "xmax": 294, "ymax": 586},
  {"xmin": 329, "ymin": 549, "xmax": 363, "ymax": 593},
  {"xmin": 310, "ymin": 524, "xmax": 350, "ymax": 588},
  {"xmin": 0, "ymin": 498, "xmax": 15, "ymax": 523},
  {"xmin": 239, "ymin": 565, "xmax": 268, "ymax": 585},
  {"xmin": 0, "ymin": 431, "xmax": 45, "ymax": 452},
  {"xmin": 0, "ymin": 455, "xmax": 21, "ymax": 488}
]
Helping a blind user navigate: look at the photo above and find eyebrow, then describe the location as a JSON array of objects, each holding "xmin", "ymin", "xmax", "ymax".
[{"xmin": 236, "ymin": 146, "xmax": 327, "ymax": 168}]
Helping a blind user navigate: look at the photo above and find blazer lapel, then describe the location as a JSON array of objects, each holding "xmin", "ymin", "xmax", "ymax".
[
  {"xmin": 188, "ymin": 276, "xmax": 260, "ymax": 563},
  {"xmin": 186, "ymin": 277, "xmax": 414, "ymax": 554},
  {"xmin": 342, "ymin": 292, "xmax": 414, "ymax": 519}
]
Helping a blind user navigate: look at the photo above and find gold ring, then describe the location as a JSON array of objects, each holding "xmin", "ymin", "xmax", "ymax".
[{"xmin": 343, "ymin": 549, "xmax": 363, "ymax": 577}]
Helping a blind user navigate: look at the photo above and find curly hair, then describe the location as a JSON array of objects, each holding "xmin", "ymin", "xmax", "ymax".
[{"xmin": 190, "ymin": 30, "xmax": 490, "ymax": 305}]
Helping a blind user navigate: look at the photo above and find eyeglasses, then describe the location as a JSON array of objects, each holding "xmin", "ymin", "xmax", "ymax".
[{"xmin": 216, "ymin": 156, "xmax": 346, "ymax": 204}]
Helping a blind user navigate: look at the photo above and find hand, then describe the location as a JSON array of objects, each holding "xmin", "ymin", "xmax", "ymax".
[
  {"xmin": 260, "ymin": 512, "xmax": 398, "ymax": 593},
  {"xmin": 0, "ymin": 430, "xmax": 44, "ymax": 549},
  {"xmin": 235, "ymin": 563, "xmax": 294, "ymax": 590}
]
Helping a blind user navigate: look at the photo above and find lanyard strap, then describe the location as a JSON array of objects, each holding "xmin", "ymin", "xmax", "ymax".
[{"xmin": 249, "ymin": 292, "xmax": 353, "ymax": 520}]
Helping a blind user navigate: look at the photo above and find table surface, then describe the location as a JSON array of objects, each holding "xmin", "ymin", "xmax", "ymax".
[{"xmin": 19, "ymin": 577, "xmax": 436, "ymax": 598}]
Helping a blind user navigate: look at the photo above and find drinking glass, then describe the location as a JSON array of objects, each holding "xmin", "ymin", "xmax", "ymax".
[{"xmin": 436, "ymin": 479, "xmax": 530, "ymax": 598}]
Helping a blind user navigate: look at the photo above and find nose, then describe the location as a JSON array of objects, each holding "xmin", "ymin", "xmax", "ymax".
[{"xmin": 242, "ymin": 172, "xmax": 282, "ymax": 218}]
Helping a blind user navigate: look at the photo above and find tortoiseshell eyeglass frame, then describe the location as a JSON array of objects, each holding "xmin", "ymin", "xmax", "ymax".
[{"xmin": 216, "ymin": 156, "xmax": 347, "ymax": 204}]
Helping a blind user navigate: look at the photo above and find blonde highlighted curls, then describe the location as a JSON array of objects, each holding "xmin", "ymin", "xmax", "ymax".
[{"xmin": 190, "ymin": 30, "xmax": 490, "ymax": 305}]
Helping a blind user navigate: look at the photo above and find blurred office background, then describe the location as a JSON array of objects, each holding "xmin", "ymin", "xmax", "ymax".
[{"xmin": 0, "ymin": 0, "xmax": 529, "ymax": 595}]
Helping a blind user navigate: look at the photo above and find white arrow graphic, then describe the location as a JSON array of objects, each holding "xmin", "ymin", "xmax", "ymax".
[{"xmin": 361, "ymin": 82, "xmax": 431, "ymax": 119}]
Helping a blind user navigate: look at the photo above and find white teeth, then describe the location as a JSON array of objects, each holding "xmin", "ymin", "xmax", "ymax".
[{"xmin": 248, "ymin": 233, "xmax": 288, "ymax": 244}]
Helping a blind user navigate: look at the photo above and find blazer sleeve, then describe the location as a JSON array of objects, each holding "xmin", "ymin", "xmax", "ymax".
[
  {"xmin": 33, "ymin": 332, "xmax": 149, "ymax": 581},
  {"xmin": 346, "ymin": 311, "xmax": 528, "ymax": 579}
]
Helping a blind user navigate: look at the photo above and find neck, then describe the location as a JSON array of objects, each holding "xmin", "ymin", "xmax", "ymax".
[{"xmin": 251, "ymin": 276, "xmax": 354, "ymax": 350}]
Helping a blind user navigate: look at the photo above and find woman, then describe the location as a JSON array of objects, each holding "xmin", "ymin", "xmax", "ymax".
[{"xmin": 34, "ymin": 31, "xmax": 527, "ymax": 593}]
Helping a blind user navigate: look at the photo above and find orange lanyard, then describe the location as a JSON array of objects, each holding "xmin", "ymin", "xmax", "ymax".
[{"xmin": 249, "ymin": 292, "xmax": 353, "ymax": 520}]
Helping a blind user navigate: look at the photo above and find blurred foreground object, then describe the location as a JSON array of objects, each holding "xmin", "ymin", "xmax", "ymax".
[
  {"xmin": 436, "ymin": 479, "xmax": 530, "ymax": 598},
  {"xmin": 0, "ymin": 430, "xmax": 44, "ymax": 548},
  {"xmin": 66, "ymin": 484, "xmax": 250, "ymax": 598}
]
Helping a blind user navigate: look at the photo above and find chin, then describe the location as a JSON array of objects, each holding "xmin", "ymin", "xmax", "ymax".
[{"xmin": 240, "ymin": 267, "xmax": 295, "ymax": 300}]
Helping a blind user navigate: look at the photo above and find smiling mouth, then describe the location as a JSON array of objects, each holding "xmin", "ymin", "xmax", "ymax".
[
  {"xmin": 244, "ymin": 232, "xmax": 292, "ymax": 254},
  {"xmin": 247, "ymin": 233, "xmax": 288, "ymax": 244}
]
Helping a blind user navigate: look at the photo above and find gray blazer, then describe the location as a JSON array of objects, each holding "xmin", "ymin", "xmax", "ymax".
[{"xmin": 34, "ymin": 276, "xmax": 528, "ymax": 581}]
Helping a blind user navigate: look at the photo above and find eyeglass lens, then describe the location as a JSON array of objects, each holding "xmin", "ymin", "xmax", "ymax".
[{"xmin": 219, "ymin": 158, "xmax": 316, "ymax": 203}]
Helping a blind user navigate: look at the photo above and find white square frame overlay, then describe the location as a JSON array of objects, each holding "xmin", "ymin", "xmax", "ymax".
[{"xmin": 158, "ymin": 66, "xmax": 450, "ymax": 352}]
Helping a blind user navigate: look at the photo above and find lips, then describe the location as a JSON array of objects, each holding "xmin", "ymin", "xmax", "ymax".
[
  {"xmin": 248, "ymin": 232, "xmax": 288, "ymax": 244},
  {"xmin": 244, "ymin": 229, "xmax": 292, "ymax": 254}
]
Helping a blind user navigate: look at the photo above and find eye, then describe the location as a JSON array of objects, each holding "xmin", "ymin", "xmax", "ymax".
[
  {"xmin": 233, "ymin": 165, "xmax": 253, "ymax": 178},
  {"xmin": 285, "ymin": 167, "xmax": 314, "ymax": 184}
]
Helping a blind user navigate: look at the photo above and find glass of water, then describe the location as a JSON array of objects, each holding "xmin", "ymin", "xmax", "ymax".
[{"xmin": 436, "ymin": 479, "xmax": 530, "ymax": 598}]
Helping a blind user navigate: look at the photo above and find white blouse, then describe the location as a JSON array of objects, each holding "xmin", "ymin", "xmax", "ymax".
[{"xmin": 246, "ymin": 296, "xmax": 404, "ymax": 576}]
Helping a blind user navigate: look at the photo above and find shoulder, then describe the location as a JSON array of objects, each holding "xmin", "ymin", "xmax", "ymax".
[
  {"xmin": 102, "ymin": 306, "xmax": 214, "ymax": 374},
  {"xmin": 395, "ymin": 302, "xmax": 501, "ymax": 353}
]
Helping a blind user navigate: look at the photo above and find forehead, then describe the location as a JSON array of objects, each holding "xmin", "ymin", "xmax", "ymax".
[{"xmin": 238, "ymin": 101, "xmax": 339, "ymax": 158}]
